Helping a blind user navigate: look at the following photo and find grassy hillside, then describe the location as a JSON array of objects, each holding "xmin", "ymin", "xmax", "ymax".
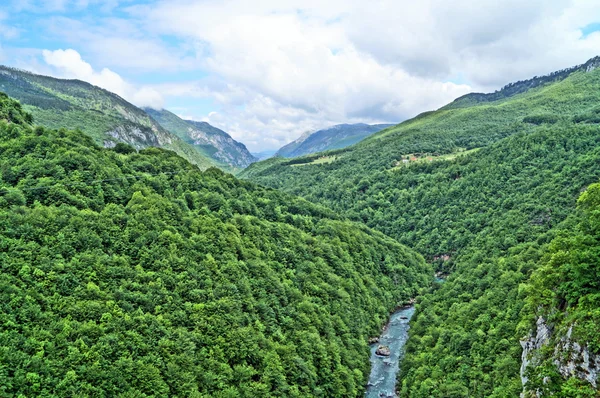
[
  {"xmin": 0, "ymin": 92, "xmax": 431, "ymax": 397},
  {"xmin": 0, "ymin": 66, "xmax": 217, "ymax": 170},
  {"xmin": 242, "ymin": 58, "xmax": 600, "ymax": 395},
  {"xmin": 145, "ymin": 108, "xmax": 257, "ymax": 170}
]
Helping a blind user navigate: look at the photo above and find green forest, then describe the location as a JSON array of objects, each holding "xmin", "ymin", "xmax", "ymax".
[
  {"xmin": 243, "ymin": 63, "xmax": 600, "ymax": 396},
  {"xmin": 3, "ymin": 55, "xmax": 600, "ymax": 397},
  {"xmin": 0, "ymin": 93, "xmax": 431, "ymax": 397},
  {"xmin": 519, "ymin": 183, "xmax": 600, "ymax": 397}
]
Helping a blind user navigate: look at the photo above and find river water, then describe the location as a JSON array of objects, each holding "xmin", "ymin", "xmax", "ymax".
[{"xmin": 365, "ymin": 306, "xmax": 415, "ymax": 398}]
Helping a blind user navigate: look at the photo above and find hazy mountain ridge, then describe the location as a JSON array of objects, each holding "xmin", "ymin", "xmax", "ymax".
[
  {"xmin": 275, "ymin": 130, "xmax": 313, "ymax": 157},
  {"xmin": 251, "ymin": 149, "xmax": 278, "ymax": 160},
  {"xmin": 276, "ymin": 123, "xmax": 395, "ymax": 158},
  {"xmin": 144, "ymin": 108, "xmax": 257, "ymax": 169},
  {"xmin": 0, "ymin": 65, "xmax": 217, "ymax": 169}
]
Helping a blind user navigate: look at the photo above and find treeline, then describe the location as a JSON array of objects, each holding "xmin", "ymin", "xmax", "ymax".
[
  {"xmin": 0, "ymin": 93, "xmax": 431, "ymax": 397},
  {"xmin": 0, "ymin": 66, "xmax": 219, "ymax": 171}
]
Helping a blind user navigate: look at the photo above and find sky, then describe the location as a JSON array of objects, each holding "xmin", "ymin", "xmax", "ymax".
[{"xmin": 1, "ymin": 1, "xmax": 600, "ymax": 151}]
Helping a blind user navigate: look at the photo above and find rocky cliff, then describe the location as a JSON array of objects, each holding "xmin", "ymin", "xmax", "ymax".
[
  {"xmin": 144, "ymin": 108, "xmax": 257, "ymax": 169},
  {"xmin": 520, "ymin": 316, "xmax": 600, "ymax": 397},
  {"xmin": 185, "ymin": 120, "xmax": 257, "ymax": 168}
]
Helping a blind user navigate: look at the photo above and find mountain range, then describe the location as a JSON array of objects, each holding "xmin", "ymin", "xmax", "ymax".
[
  {"xmin": 275, "ymin": 123, "xmax": 395, "ymax": 158},
  {"xmin": 0, "ymin": 66, "xmax": 254, "ymax": 171}
]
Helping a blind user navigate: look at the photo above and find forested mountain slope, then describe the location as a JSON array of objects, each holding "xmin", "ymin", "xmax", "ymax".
[
  {"xmin": 144, "ymin": 108, "xmax": 257, "ymax": 169},
  {"xmin": 242, "ymin": 58, "xmax": 600, "ymax": 396},
  {"xmin": 519, "ymin": 184, "xmax": 600, "ymax": 397},
  {"xmin": 0, "ymin": 66, "xmax": 217, "ymax": 170},
  {"xmin": 242, "ymin": 57, "xmax": 600, "ymax": 181},
  {"xmin": 0, "ymin": 93, "xmax": 431, "ymax": 397},
  {"xmin": 276, "ymin": 123, "xmax": 394, "ymax": 158}
]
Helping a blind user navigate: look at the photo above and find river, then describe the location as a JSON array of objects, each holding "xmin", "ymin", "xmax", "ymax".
[{"xmin": 365, "ymin": 306, "xmax": 415, "ymax": 398}]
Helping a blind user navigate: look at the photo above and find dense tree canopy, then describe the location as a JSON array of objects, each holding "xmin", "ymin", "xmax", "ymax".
[
  {"xmin": 243, "ymin": 67, "xmax": 600, "ymax": 396},
  {"xmin": 520, "ymin": 183, "xmax": 600, "ymax": 397},
  {"xmin": 0, "ymin": 93, "xmax": 431, "ymax": 397}
]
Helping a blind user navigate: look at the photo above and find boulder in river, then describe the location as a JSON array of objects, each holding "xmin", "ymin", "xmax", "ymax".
[
  {"xmin": 369, "ymin": 337, "xmax": 380, "ymax": 344},
  {"xmin": 376, "ymin": 345, "xmax": 391, "ymax": 356}
]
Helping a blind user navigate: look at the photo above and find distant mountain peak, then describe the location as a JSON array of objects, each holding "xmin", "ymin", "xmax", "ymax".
[
  {"xmin": 275, "ymin": 123, "xmax": 395, "ymax": 158},
  {"xmin": 144, "ymin": 108, "xmax": 257, "ymax": 169}
]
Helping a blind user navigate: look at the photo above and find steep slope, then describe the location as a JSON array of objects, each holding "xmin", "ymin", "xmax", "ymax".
[
  {"xmin": 0, "ymin": 66, "xmax": 216, "ymax": 170},
  {"xmin": 0, "ymin": 93, "xmax": 431, "ymax": 397},
  {"xmin": 443, "ymin": 56, "xmax": 600, "ymax": 110},
  {"xmin": 276, "ymin": 123, "xmax": 394, "ymax": 158},
  {"xmin": 244, "ymin": 57, "xmax": 600, "ymax": 181},
  {"xmin": 242, "ymin": 57, "xmax": 600, "ymax": 395},
  {"xmin": 144, "ymin": 107, "xmax": 257, "ymax": 169},
  {"xmin": 520, "ymin": 184, "xmax": 600, "ymax": 397}
]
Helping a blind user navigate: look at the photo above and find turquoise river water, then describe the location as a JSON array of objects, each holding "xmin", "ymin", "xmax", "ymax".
[{"xmin": 365, "ymin": 306, "xmax": 415, "ymax": 398}]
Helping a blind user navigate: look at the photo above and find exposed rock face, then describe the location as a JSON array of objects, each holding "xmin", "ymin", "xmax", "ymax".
[
  {"xmin": 520, "ymin": 316, "xmax": 600, "ymax": 396},
  {"xmin": 185, "ymin": 122, "xmax": 257, "ymax": 168},
  {"xmin": 0, "ymin": 65, "xmax": 208, "ymax": 164},
  {"xmin": 584, "ymin": 56, "xmax": 600, "ymax": 73},
  {"xmin": 555, "ymin": 326, "xmax": 600, "ymax": 388},
  {"xmin": 143, "ymin": 107, "xmax": 257, "ymax": 169},
  {"xmin": 520, "ymin": 316, "xmax": 553, "ymax": 394},
  {"xmin": 106, "ymin": 125, "xmax": 160, "ymax": 148}
]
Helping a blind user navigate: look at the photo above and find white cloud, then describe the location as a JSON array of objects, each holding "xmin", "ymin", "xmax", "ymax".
[
  {"xmin": 8, "ymin": 0, "xmax": 600, "ymax": 151},
  {"xmin": 120, "ymin": 0, "xmax": 600, "ymax": 150},
  {"xmin": 42, "ymin": 48, "xmax": 164, "ymax": 108},
  {"xmin": 42, "ymin": 16, "xmax": 199, "ymax": 71}
]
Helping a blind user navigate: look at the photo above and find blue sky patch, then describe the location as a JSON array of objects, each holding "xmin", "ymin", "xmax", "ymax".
[{"xmin": 581, "ymin": 22, "xmax": 600, "ymax": 38}]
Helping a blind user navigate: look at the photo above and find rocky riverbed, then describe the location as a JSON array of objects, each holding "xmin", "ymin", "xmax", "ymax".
[{"xmin": 365, "ymin": 306, "xmax": 415, "ymax": 398}]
